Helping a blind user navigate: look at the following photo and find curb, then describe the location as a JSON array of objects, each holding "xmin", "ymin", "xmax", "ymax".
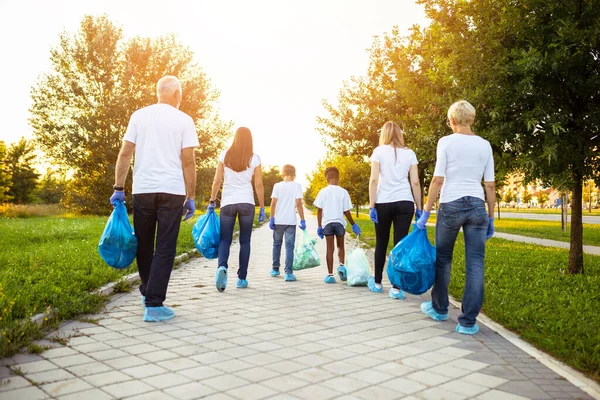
[{"xmin": 448, "ymin": 297, "xmax": 600, "ymax": 400}]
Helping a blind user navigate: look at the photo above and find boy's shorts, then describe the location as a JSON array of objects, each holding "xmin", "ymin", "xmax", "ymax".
[{"xmin": 323, "ymin": 222, "xmax": 345, "ymax": 237}]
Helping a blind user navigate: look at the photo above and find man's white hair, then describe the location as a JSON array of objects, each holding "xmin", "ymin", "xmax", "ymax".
[{"xmin": 156, "ymin": 76, "xmax": 182, "ymax": 97}]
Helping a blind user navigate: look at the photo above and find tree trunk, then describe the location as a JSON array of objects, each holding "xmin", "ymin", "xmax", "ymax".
[
  {"xmin": 561, "ymin": 192, "xmax": 568, "ymax": 232},
  {"xmin": 569, "ymin": 178, "xmax": 584, "ymax": 274},
  {"xmin": 497, "ymin": 200, "xmax": 501, "ymax": 219}
]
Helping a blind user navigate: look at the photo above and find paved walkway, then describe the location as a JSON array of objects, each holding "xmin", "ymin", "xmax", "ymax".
[
  {"xmin": 493, "ymin": 232, "xmax": 600, "ymax": 256},
  {"xmin": 1, "ymin": 213, "xmax": 597, "ymax": 400},
  {"xmin": 499, "ymin": 212, "xmax": 600, "ymax": 225}
]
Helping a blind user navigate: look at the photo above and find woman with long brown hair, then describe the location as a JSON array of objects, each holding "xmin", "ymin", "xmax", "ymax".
[{"xmin": 209, "ymin": 127, "xmax": 265, "ymax": 292}]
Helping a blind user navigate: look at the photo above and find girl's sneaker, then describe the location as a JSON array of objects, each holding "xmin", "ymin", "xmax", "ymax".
[
  {"xmin": 324, "ymin": 275, "xmax": 336, "ymax": 284},
  {"xmin": 389, "ymin": 288, "xmax": 405, "ymax": 300},
  {"xmin": 420, "ymin": 301, "xmax": 448, "ymax": 321},
  {"xmin": 337, "ymin": 265, "xmax": 347, "ymax": 281},
  {"xmin": 215, "ymin": 266, "xmax": 228, "ymax": 292},
  {"xmin": 367, "ymin": 277, "xmax": 383, "ymax": 293},
  {"xmin": 456, "ymin": 323, "xmax": 479, "ymax": 335},
  {"xmin": 270, "ymin": 269, "xmax": 280, "ymax": 277},
  {"xmin": 284, "ymin": 273, "xmax": 297, "ymax": 281},
  {"xmin": 236, "ymin": 279, "xmax": 248, "ymax": 288}
]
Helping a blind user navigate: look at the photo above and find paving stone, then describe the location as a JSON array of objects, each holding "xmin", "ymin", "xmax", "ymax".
[
  {"xmin": 103, "ymin": 355, "xmax": 147, "ymax": 369},
  {"xmin": 141, "ymin": 372, "xmax": 191, "ymax": 389},
  {"xmin": 84, "ymin": 370, "xmax": 133, "ymax": 386},
  {"xmin": 179, "ymin": 365, "xmax": 222, "ymax": 380},
  {"xmin": 11, "ymin": 360, "xmax": 56, "ymax": 374},
  {"xmin": 203, "ymin": 374, "xmax": 250, "ymax": 391},
  {"xmin": 52, "ymin": 354, "xmax": 96, "ymax": 368},
  {"xmin": 380, "ymin": 377, "xmax": 428, "ymax": 395},
  {"xmin": 416, "ymin": 387, "xmax": 469, "ymax": 399},
  {"xmin": 26, "ymin": 368, "xmax": 76, "ymax": 384},
  {"xmin": 57, "ymin": 388, "xmax": 114, "ymax": 399},
  {"xmin": 0, "ymin": 375, "xmax": 32, "ymax": 392},
  {"xmin": 496, "ymin": 380, "xmax": 552, "ymax": 399},
  {"xmin": 40, "ymin": 347, "xmax": 78, "ymax": 359},
  {"xmin": 41, "ymin": 378, "xmax": 93, "ymax": 397},
  {"xmin": 289, "ymin": 383, "xmax": 341, "ymax": 400},
  {"xmin": 102, "ymin": 379, "xmax": 154, "ymax": 398},
  {"xmin": 65, "ymin": 362, "xmax": 112, "ymax": 377},
  {"xmin": 352, "ymin": 385, "xmax": 400, "ymax": 400},
  {"xmin": 475, "ymin": 389, "xmax": 530, "ymax": 400},
  {"xmin": 0, "ymin": 385, "xmax": 49, "ymax": 399}
]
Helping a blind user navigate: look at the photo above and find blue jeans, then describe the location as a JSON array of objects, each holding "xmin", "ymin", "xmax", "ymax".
[
  {"xmin": 272, "ymin": 225, "xmax": 296, "ymax": 274},
  {"xmin": 432, "ymin": 196, "xmax": 488, "ymax": 327},
  {"xmin": 218, "ymin": 203, "xmax": 255, "ymax": 280}
]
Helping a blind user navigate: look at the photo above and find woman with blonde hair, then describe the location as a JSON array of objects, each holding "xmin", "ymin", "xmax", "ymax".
[
  {"xmin": 417, "ymin": 100, "xmax": 495, "ymax": 335},
  {"xmin": 368, "ymin": 121, "xmax": 422, "ymax": 298},
  {"xmin": 208, "ymin": 127, "xmax": 265, "ymax": 292}
]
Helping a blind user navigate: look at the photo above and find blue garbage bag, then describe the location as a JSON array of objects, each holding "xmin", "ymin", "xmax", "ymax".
[
  {"xmin": 98, "ymin": 201, "xmax": 138, "ymax": 269},
  {"xmin": 292, "ymin": 229, "xmax": 320, "ymax": 270},
  {"xmin": 387, "ymin": 224, "xmax": 435, "ymax": 295},
  {"xmin": 192, "ymin": 209, "xmax": 220, "ymax": 259}
]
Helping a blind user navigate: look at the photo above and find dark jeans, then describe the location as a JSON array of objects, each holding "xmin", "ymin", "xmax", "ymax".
[
  {"xmin": 374, "ymin": 201, "xmax": 414, "ymax": 284},
  {"xmin": 218, "ymin": 203, "xmax": 255, "ymax": 280},
  {"xmin": 133, "ymin": 193, "xmax": 185, "ymax": 307},
  {"xmin": 272, "ymin": 225, "xmax": 296, "ymax": 274},
  {"xmin": 432, "ymin": 196, "xmax": 488, "ymax": 327}
]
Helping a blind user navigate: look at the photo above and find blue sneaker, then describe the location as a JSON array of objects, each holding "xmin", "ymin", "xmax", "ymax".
[
  {"xmin": 215, "ymin": 266, "xmax": 228, "ymax": 292},
  {"xmin": 367, "ymin": 277, "xmax": 383, "ymax": 293},
  {"xmin": 236, "ymin": 279, "xmax": 248, "ymax": 288},
  {"xmin": 420, "ymin": 301, "xmax": 449, "ymax": 321},
  {"xmin": 389, "ymin": 288, "xmax": 405, "ymax": 300},
  {"xmin": 143, "ymin": 306, "xmax": 175, "ymax": 322},
  {"xmin": 270, "ymin": 269, "xmax": 280, "ymax": 277},
  {"xmin": 324, "ymin": 275, "xmax": 336, "ymax": 284},
  {"xmin": 141, "ymin": 295, "xmax": 145, "ymax": 308},
  {"xmin": 456, "ymin": 323, "xmax": 479, "ymax": 335},
  {"xmin": 337, "ymin": 265, "xmax": 347, "ymax": 281},
  {"xmin": 284, "ymin": 273, "xmax": 296, "ymax": 282}
]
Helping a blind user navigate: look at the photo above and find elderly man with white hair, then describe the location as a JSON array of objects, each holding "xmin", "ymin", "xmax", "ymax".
[{"xmin": 111, "ymin": 75, "xmax": 199, "ymax": 322}]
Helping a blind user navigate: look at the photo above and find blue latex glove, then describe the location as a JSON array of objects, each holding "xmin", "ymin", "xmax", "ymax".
[
  {"xmin": 486, "ymin": 217, "xmax": 495, "ymax": 240},
  {"xmin": 110, "ymin": 190, "xmax": 125, "ymax": 206},
  {"xmin": 416, "ymin": 210, "xmax": 430, "ymax": 230},
  {"xmin": 299, "ymin": 220, "xmax": 306, "ymax": 230},
  {"xmin": 269, "ymin": 217, "xmax": 275, "ymax": 230},
  {"xmin": 317, "ymin": 227, "xmax": 324, "ymax": 239},
  {"xmin": 352, "ymin": 223, "xmax": 361, "ymax": 236},
  {"xmin": 415, "ymin": 209, "xmax": 423, "ymax": 219},
  {"xmin": 369, "ymin": 208, "xmax": 378, "ymax": 224},
  {"xmin": 258, "ymin": 207, "xmax": 266, "ymax": 223},
  {"xmin": 207, "ymin": 201, "xmax": 216, "ymax": 212},
  {"xmin": 183, "ymin": 199, "xmax": 196, "ymax": 221}
]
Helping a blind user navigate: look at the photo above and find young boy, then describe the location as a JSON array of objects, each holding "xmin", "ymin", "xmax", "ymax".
[
  {"xmin": 314, "ymin": 167, "xmax": 361, "ymax": 283},
  {"xmin": 269, "ymin": 165, "xmax": 306, "ymax": 281}
]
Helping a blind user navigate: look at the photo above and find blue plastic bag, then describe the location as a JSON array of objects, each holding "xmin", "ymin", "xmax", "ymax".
[
  {"xmin": 192, "ymin": 209, "xmax": 220, "ymax": 259},
  {"xmin": 387, "ymin": 224, "xmax": 436, "ymax": 295},
  {"xmin": 292, "ymin": 229, "xmax": 321, "ymax": 270},
  {"xmin": 98, "ymin": 201, "xmax": 138, "ymax": 269}
]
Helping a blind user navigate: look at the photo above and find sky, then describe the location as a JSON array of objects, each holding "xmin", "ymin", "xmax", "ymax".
[{"xmin": 0, "ymin": 0, "xmax": 428, "ymax": 185}]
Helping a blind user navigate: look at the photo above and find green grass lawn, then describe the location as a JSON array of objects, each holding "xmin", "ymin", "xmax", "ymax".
[
  {"xmin": 0, "ymin": 206, "xmax": 268, "ymax": 357},
  {"xmin": 346, "ymin": 212, "xmax": 600, "ymax": 382}
]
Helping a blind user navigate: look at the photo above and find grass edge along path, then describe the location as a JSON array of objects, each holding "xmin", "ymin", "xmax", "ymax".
[
  {"xmin": 345, "ymin": 213, "xmax": 600, "ymax": 383},
  {"xmin": 0, "ymin": 207, "xmax": 268, "ymax": 358}
]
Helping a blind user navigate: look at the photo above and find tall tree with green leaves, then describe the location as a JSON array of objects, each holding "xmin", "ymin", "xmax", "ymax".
[
  {"xmin": 30, "ymin": 15, "xmax": 230, "ymax": 214},
  {"xmin": 0, "ymin": 141, "xmax": 12, "ymax": 203},
  {"xmin": 5, "ymin": 138, "xmax": 39, "ymax": 204}
]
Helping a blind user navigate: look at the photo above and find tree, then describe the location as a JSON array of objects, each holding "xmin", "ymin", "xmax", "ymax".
[
  {"xmin": 522, "ymin": 191, "xmax": 532, "ymax": 206},
  {"xmin": 30, "ymin": 15, "xmax": 229, "ymax": 214},
  {"xmin": 503, "ymin": 190, "xmax": 514, "ymax": 205},
  {"xmin": 0, "ymin": 141, "xmax": 12, "ymax": 203},
  {"xmin": 5, "ymin": 138, "xmax": 39, "ymax": 204},
  {"xmin": 258, "ymin": 166, "xmax": 281, "ymax": 207},
  {"xmin": 35, "ymin": 168, "xmax": 68, "ymax": 204},
  {"xmin": 537, "ymin": 192, "xmax": 549, "ymax": 208}
]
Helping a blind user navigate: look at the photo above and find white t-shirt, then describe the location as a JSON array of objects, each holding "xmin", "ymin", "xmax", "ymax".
[
  {"xmin": 313, "ymin": 185, "xmax": 353, "ymax": 228},
  {"xmin": 219, "ymin": 150, "xmax": 261, "ymax": 208},
  {"xmin": 371, "ymin": 145, "xmax": 418, "ymax": 204},
  {"xmin": 271, "ymin": 181, "xmax": 303, "ymax": 225},
  {"xmin": 123, "ymin": 104, "xmax": 199, "ymax": 195},
  {"xmin": 433, "ymin": 133, "xmax": 495, "ymax": 203}
]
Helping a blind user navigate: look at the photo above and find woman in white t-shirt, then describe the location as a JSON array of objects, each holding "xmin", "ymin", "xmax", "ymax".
[
  {"xmin": 368, "ymin": 121, "xmax": 422, "ymax": 299},
  {"xmin": 208, "ymin": 127, "xmax": 266, "ymax": 292},
  {"xmin": 416, "ymin": 100, "xmax": 496, "ymax": 335}
]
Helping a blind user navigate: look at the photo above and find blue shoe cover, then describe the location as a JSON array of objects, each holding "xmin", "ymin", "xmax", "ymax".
[
  {"xmin": 144, "ymin": 306, "xmax": 175, "ymax": 322},
  {"xmin": 367, "ymin": 277, "xmax": 383, "ymax": 293},
  {"xmin": 284, "ymin": 273, "xmax": 296, "ymax": 281},
  {"xmin": 389, "ymin": 288, "xmax": 405, "ymax": 300},
  {"xmin": 236, "ymin": 279, "xmax": 248, "ymax": 288},
  {"xmin": 337, "ymin": 265, "xmax": 347, "ymax": 281},
  {"xmin": 324, "ymin": 275, "xmax": 336, "ymax": 284},
  {"xmin": 215, "ymin": 266, "xmax": 228, "ymax": 292},
  {"xmin": 141, "ymin": 295, "xmax": 145, "ymax": 308},
  {"xmin": 420, "ymin": 301, "xmax": 448, "ymax": 321},
  {"xmin": 270, "ymin": 269, "xmax": 280, "ymax": 277},
  {"xmin": 456, "ymin": 323, "xmax": 479, "ymax": 335}
]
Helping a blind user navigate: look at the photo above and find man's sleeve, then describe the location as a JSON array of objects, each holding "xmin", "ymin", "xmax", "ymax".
[
  {"xmin": 432, "ymin": 139, "xmax": 447, "ymax": 177},
  {"xmin": 483, "ymin": 143, "xmax": 495, "ymax": 181},
  {"xmin": 182, "ymin": 116, "xmax": 200, "ymax": 149},
  {"xmin": 123, "ymin": 114, "xmax": 137, "ymax": 144}
]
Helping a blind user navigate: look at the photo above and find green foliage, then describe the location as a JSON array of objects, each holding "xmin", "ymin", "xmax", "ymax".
[
  {"xmin": 255, "ymin": 166, "xmax": 281, "ymax": 206},
  {"xmin": 503, "ymin": 190, "xmax": 515, "ymax": 204},
  {"xmin": 4, "ymin": 138, "xmax": 39, "ymax": 204},
  {"xmin": 537, "ymin": 191, "xmax": 549, "ymax": 207},
  {"xmin": 35, "ymin": 169, "xmax": 68, "ymax": 205},
  {"xmin": 522, "ymin": 191, "xmax": 532, "ymax": 205},
  {"xmin": 29, "ymin": 15, "xmax": 230, "ymax": 214},
  {"xmin": 0, "ymin": 141, "xmax": 13, "ymax": 203}
]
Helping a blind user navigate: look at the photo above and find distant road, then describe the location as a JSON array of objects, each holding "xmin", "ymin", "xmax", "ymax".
[{"xmin": 500, "ymin": 212, "xmax": 600, "ymax": 225}]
